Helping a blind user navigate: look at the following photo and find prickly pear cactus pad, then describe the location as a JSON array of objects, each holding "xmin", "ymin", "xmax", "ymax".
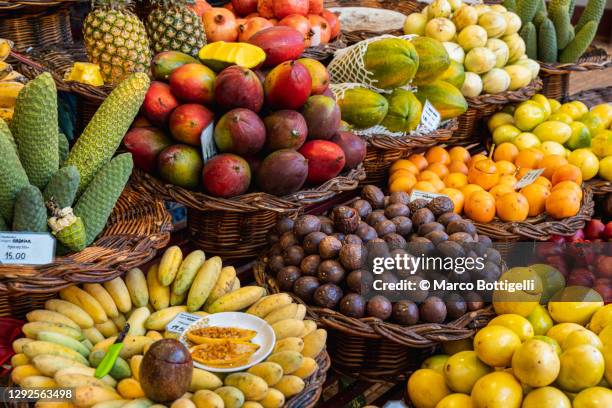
[{"xmin": 0, "ymin": 119, "xmax": 28, "ymax": 223}]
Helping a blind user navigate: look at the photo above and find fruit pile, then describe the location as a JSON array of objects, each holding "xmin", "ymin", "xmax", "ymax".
[
  {"xmin": 265, "ymin": 185, "xmax": 501, "ymax": 323},
  {"xmin": 0, "ymin": 71, "xmax": 148, "ymax": 253},
  {"xmin": 404, "ymin": 0, "xmax": 538, "ymax": 97},
  {"xmin": 407, "ymin": 265, "xmax": 612, "ymax": 408},
  {"xmin": 389, "ymin": 144, "xmax": 584, "ymax": 223},
  {"xmin": 0, "ymin": 39, "xmax": 29, "ymax": 124},
  {"xmin": 10, "ymin": 246, "xmax": 328, "ymax": 408},
  {"xmin": 489, "ymin": 95, "xmax": 612, "ymax": 182},
  {"xmin": 125, "ymin": 50, "xmax": 366, "ymax": 198},
  {"xmin": 514, "ymin": 0, "xmax": 605, "ymax": 63}
]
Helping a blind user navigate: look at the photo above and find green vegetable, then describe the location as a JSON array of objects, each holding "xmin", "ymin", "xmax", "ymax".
[
  {"xmin": 12, "ymin": 185, "xmax": 47, "ymax": 232},
  {"xmin": 575, "ymin": 0, "xmax": 605, "ymax": 32},
  {"xmin": 552, "ymin": 8, "xmax": 573, "ymax": 49},
  {"xmin": 560, "ymin": 21, "xmax": 598, "ymax": 62},
  {"xmin": 58, "ymin": 132, "xmax": 69, "ymax": 164},
  {"xmin": 520, "ymin": 22, "xmax": 538, "ymax": 59},
  {"xmin": 0, "ymin": 119, "xmax": 28, "ymax": 223},
  {"xmin": 43, "ymin": 166, "xmax": 80, "ymax": 209},
  {"xmin": 517, "ymin": 0, "xmax": 540, "ymax": 25},
  {"xmin": 538, "ymin": 18, "xmax": 558, "ymax": 62},
  {"xmin": 503, "ymin": 0, "xmax": 517, "ymax": 12}
]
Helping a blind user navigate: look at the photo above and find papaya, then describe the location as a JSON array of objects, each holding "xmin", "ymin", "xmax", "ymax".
[
  {"xmin": 415, "ymin": 80, "xmax": 468, "ymax": 121},
  {"xmin": 337, "ymin": 87, "xmax": 388, "ymax": 129},
  {"xmin": 381, "ymin": 89, "xmax": 423, "ymax": 133},
  {"xmin": 438, "ymin": 60, "xmax": 466, "ymax": 89},
  {"xmin": 410, "ymin": 37, "xmax": 450, "ymax": 85},
  {"xmin": 363, "ymin": 38, "xmax": 419, "ymax": 90}
]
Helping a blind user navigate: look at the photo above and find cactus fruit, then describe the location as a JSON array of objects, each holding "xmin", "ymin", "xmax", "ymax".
[
  {"xmin": 520, "ymin": 22, "xmax": 538, "ymax": 59},
  {"xmin": 46, "ymin": 198, "xmax": 87, "ymax": 252},
  {"xmin": 552, "ymin": 8, "xmax": 573, "ymax": 49},
  {"xmin": 43, "ymin": 166, "xmax": 80, "ymax": 209},
  {"xmin": 58, "ymin": 132, "xmax": 69, "ymax": 164},
  {"xmin": 560, "ymin": 20, "xmax": 598, "ymax": 63},
  {"xmin": 575, "ymin": 0, "xmax": 605, "ymax": 32},
  {"xmin": 0, "ymin": 119, "xmax": 28, "ymax": 223},
  {"xmin": 517, "ymin": 0, "xmax": 540, "ymax": 25},
  {"xmin": 538, "ymin": 18, "xmax": 558, "ymax": 62},
  {"xmin": 12, "ymin": 185, "xmax": 48, "ymax": 232}
]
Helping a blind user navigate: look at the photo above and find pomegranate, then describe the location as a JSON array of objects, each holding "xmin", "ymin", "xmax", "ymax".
[
  {"xmin": 321, "ymin": 9, "xmax": 340, "ymax": 39},
  {"xmin": 273, "ymin": 0, "xmax": 309, "ymax": 19},
  {"xmin": 308, "ymin": 0, "xmax": 323, "ymax": 15},
  {"xmin": 308, "ymin": 14, "xmax": 331, "ymax": 44},
  {"xmin": 188, "ymin": 0, "xmax": 212, "ymax": 17},
  {"xmin": 238, "ymin": 17, "xmax": 273, "ymax": 42},
  {"xmin": 232, "ymin": 0, "xmax": 258, "ymax": 16},
  {"xmin": 203, "ymin": 8, "xmax": 238, "ymax": 42},
  {"xmin": 278, "ymin": 14, "xmax": 312, "ymax": 45},
  {"xmin": 257, "ymin": 0, "xmax": 275, "ymax": 18}
]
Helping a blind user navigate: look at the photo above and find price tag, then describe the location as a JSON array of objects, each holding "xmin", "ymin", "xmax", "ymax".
[
  {"xmin": 310, "ymin": 26, "xmax": 321, "ymax": 47},
  {"xmin": 0, "ymin": 232, "xmax": 55, "ymax": 265},
  {"xmin": 514, "ymin": 168, "xmax": 545, "ymax": 189},
  {"xmin": 409, "ymin": 190, "xmax": 446, "ymax": 203},
  {"xmin": 166, "ymin": 312, "xmax": 204, "ymax": 334},
  {"xmin": 419, "ymin": 100, "xmax": 441, "ymax": 133},
  {"xmin": 200, "ymin": 122, "xmax": 217, "ymax": 163}
]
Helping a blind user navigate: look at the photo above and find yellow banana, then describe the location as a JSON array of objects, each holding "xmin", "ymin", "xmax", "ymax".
[
  {"xmin": 0, "ymin": 61, "xmax": 12, "ymax": 81},
  {"xmin": 103, "ymin": 277, "xmax": 132, "ymax": 314},
  {"xmin": 83, "ymin": 284, "xmax": 119, "ymax": 319},
  {"xmin": 59, "ymin": 286, "xmax": 108, "ymax": 324},
  {"xmin": 0, "ymin": 81, "xmax": 24, "ymax": 108}
]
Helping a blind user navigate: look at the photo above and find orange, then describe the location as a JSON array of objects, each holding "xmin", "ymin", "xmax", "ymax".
[
  {"xmin": 546, "ymin": 189, "xmax": 581, "ymax": 219},
  {"xmin": 440, "ymin": 188, "xmax": 465, "ymax": 213},
  {"xmin": 408, "ymin": 154, "xmax": 429, "ymax": 171},
  {"xmin": 390, "ymin": 159, "xmax": 420, "ymax": 175},
  {"xmin": 494, "ymin": 143, "xmax": 519, "ymax": 162},
  {"xmin": 427, "ymin": 162, "xmax": 450, "ymax": 179},
  {"xmin": 551, "ymin": 180, "xmax": 583, "ymax": 200},
  {"xmin": 389, "ymin": 174, "xmax": 417, "ymax": 192},
  {"xmin": 426, "ymin": 146, "xmax": 451, "ymax": 165},
  {"xmin": 498, "ymin": 174, "xmax": 518, "ymax": 187},
  {"xmin": 449, "ymin": 146, "xmax": 471, "ymax": 163},
  {"xmin": 496, "ymin": 192, "xmax": 529, "ymax": 222},
  {"xmin": 496, "ymin": 160, "xmax": 517, "ymax": 176},
  {"xmin": 533, "ymin": 176, "xmax": 552, "ymax": 189},
  {"xmin": 515, "ymin": 149, "xmax": 543, "ymax": 169},
  {"xmin": 469, "ymin": 153, "xmax": 488, "ymax": 168},
  {"xmin": 418, "ymin": 170, "xmax": 441, "ymax": 182},
  {"xmin": 444, "ymin": 172, "xmax": 468, "ymax": 189},
  {"xmin": 461, "ymin": 184, "xmax": 485, "ymax": 200},
  {"xmin": 489, "ymin": 184, "xmax": 515, "ymax": 200},
  {"xmin": 539, "ymin": 155, "xmax": 568, "ymax": 180},
  {"xmin": 516, "ymin": 167, "xmax": 533, "ymax": 179},
  {"xmin": 430, "ymin": 178, "xmax": 446, "ymax": 192},
  {"xmin": 551, "ymin": 164, "xmax": 583, "ymax": 186},
  {"xmin": 448, "ymin": 160, "xmax": 469, "ymax": 175},
  {"xmin": 520, "ymin": 183, "xmax": 551, "ymax": 217},
  {"xmin": 465, "ymin": 191, "xmax": 497, "ymax": 223},
  {"xmin": 412, "ymin": 181, "xmax": 437, "ymax": 193},
  {"xmin": 468, "ymin": 159, "xmax": 500, "ymax": 190},
  {"xmin": 390, "ymin": 169, "xmax": 416, "ymax": 183}
]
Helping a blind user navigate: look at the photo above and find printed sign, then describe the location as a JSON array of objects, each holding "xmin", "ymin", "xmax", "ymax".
[
  {"xmin": 419, "ymin": 100, "xmax": 441, "ymax": 133},
  {"xmin": 409, "ymin": 190, "xmax": 446, "ymax": 203},
  {"xmin": 166, "ymin": 312, "xmax": 204, "ymax": 333},
  {"xmin": 200, "ymin": 122, "xmax": 217, "ymax": 162},
  {"xmin": 0, "ymin": 232, "xmax": 55, "ymax": 265},
  {"xmin": 514, "ymin": 168, "xmax": 545, "ymax": 189}
]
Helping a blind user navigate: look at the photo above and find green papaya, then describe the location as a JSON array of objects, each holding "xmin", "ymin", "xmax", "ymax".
[
  {"xmin": 381, "ymin": 89, "xmax": 423, "ymax": 133},
  {"xmin": 415, "ymin": 80, "xmax": 468, "ymax": 121},
  {"xmin": 575, "ymin": 0, "xmax": 605, "ymax": 32},
  {"xmin": 337, "ymin": 87, "xmax": 389, "ymax": 129},
  {"xmin": 410, "ymin": 37, "xmax": 450, "ymax": 85},
  {"xmin": 538, "ymin": 18, "xmax": 558, "ymax": 62},
  {"xmin": 58, "ymin": 132, "xmax": 69, "ymax": 164},
  {"xmin": 0, "ymin": 119, "xmax": 29, "ymax": 223},
  {"xmin": 44, "ymin": 166, "xmax": 80, "ymax": 209},
  {"xmin": 438, "ymin": 60, "xmax": 465, "ymax": 89},
  {"xmin": 363, "ymin": 38, "xmax": 419, "ymax": 90},
  {"xmin": 560, "ymin": 21, "xmax": 598, "ymax": 63},
  {"xmin": 520, "ymin": 22, "xmax": 538, "ymax": 60},
  {"xmin": 12, "ymin": 185, "xmax": 47, "ymax": 232},
  {"xmin": 517, "ymin": 0, "xmax": 539, "ymax": 25}
]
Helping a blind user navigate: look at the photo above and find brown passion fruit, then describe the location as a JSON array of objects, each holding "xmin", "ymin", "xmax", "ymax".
[
  {"xmin": 411, "ymin": 208, "xmax": 435, "ymax": 228},
  {"xmin": 362, "ymin": 185, "xmax": 385, "ymax": 208},
  {"xmin": 303, "ymin": 231, "xmax": 327, "ymax": 254},
  {"xmin": 313, "ymin": 283, "xmax": 343, "ymax": 308},
  {"xmin": 351, "ymin": 199, "xmax": 373, "ymax": 219},
  {"xmin": 300, "ymin": 254, "xmax": 321, "ymax": 276},
  {"xmin": 389, "ymin": 191, "xmax": 410, "ymax": 205},
  {"xmin": 293, "ymin": 276, "xmax": 320, "ymax": 303},
  {"xmin": 367, "ymin": 295, "xmax": 392, "ymax": 320},
  {"xmin": 392, "ymin": 300, "xmax": 419, "ymax": 325},
  {"xmin": 283, "ymin": 245, "xmax": 305, "ymax": 266},
  {"xmin": 293, "ymin": 214, "xmax": 321, "ymax": 238},
  {"xmin": 319, "ymin": 235, "xmax": 342, "ymax": 259},
  {"xmin": 366, "ymin": 210, "xmax": 387, "ymax": 226},
  {"xmin": 339, "ymin": 243, "xmax": 367, "ymax": 270},
  {"xmin": 277, "ymin": 266, "xmax": 301, "ymax": 291},
  {"xmin": 339, "ymin": 293, "xmax": 366, "ymax": 318},
  {"xmin": 317, "ymin": 259, "xmax": 346, "ymax": 284},
  {"xmin": 419, "ymin": 296, "xmax": 447, "ymax": 323},
  {"xmin": 385, "ymin": 203, "xmax": 410, "ymax": 219}
]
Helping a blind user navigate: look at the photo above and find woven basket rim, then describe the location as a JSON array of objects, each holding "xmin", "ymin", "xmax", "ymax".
[
  {"xmin": 466, "ymin": 78, "xmax": 543, "ymax": 107},
  {"xmin": 0, "ymin": 0, "xmax": 81, "ymax": 12},
  {"xmin": 0, "ymin": 187, "xmax": 172, "ymax": 295},
  {"xmin": 539, "ymin": 45, "xmax": 612, "ymax": 74},
  {"xmin": 364, "ymin": 118, "xmax": 458, "ymax": 150}
]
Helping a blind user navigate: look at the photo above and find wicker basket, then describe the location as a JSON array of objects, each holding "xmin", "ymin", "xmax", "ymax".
[
  {"xmin": 539, "ymin": 46, "xmax": 612, "ymax": 101},
  {"xmin": 0, "ymin": 187, "xmax": 173, "ymax": 319},
  {"xmin": 132, "ymin": 166, "xmax": 365, "ymax": 260},
  {"xmin": 254, "ymin": 259, "xmax": 495, "ymax": 382}
]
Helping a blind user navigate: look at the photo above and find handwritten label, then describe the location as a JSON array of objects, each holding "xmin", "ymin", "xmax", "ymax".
[
  {"xmin": 409, "ymin": 190, "xmax": 446, "ymax": 203},
  {"xmin": 419, "ymin": 100, "xmax": 441, "ymax": 133},
  {"xmin": 200, "ymin": 122, "xmax": 217, "ymax": 163},
  {"xmin": 0, "ymin": 232, "xmax": 55, "ymax": 265},
  {"xmin": 514, "ymin": 168, "xmax": 545, "ymax": 189},
  {"xmin": 166, "ymin": 312, "xmax": 204, "ymax": 333}
]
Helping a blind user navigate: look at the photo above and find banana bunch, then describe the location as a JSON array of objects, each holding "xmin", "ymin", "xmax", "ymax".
[
  {"xmin": 10, "ymin": 246, "xmax": 327, "ymax": 408},
  {"xmin": 0, "ymin": 39, "xmax": 28, "ymax": 124}
]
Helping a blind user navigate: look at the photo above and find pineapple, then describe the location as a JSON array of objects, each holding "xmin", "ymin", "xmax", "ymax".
[
  {"xmin": 83, "ymin": 0, "xmax": 151, "ymax": 85},
  {"xmin": 145, "ymin": 0, "xmax": 207, "ymax": 57}
]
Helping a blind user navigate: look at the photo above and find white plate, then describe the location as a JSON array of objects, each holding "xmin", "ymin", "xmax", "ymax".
[
  {"xmin": 328, "ymin": 7, "xmax": 407, "ymax": 33},
  {"xmin": 179, "ymin": 312, "xmax": 275, "ymax": 373}
]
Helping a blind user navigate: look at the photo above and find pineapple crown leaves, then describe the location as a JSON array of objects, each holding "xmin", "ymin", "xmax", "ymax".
[
  {"xmin": 91, "ymin": 0, "xmax": 136, "ymax": 10},
  {"xmin": 148, "ymin": 0, "xmax": 196, "ymax": 7}
]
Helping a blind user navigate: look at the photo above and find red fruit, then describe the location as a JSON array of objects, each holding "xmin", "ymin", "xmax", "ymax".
[
  {"xmin": 158, "ymin": 144, "xmax": 203, "ymax": 189},
  {"xmin": 169, "ymin": 63, "xmax": 216, "ymax": 105},
  {"xmin": 264, "ymin": 60, "xmax": 311, "ymax": 109},
  {"xmin": 213, "ymin": 108, "xmax": 266, "ymax": 156},
  {"xmin": 202, "ymin": 154, "xmax": 251, "ymax": 198},
  {"xmin": 273, "ymin": 0, "xmax": 308, "ymax": 19},
  {"xmin": 131, "ymin": 115, "xmax": 153, "ymax": 129},
  {"xmin": 232, "ymin": 0, "xmax": 258, "ymax": 16},
  {"xmin": 568, "ymin": 229, "xmax": 585, "ymax": 242},
  {"xmin": 123, "ymin": 127, "xmax": 172, "ymax": 173},
  {"xmin": 296, "ymin": 58, "xmax": 329, "ymax": 95},
  {"xmin": 224, "ymin": 2, "xmax": 235, "ymax": 12},
  {"xmin": 545, "ymin": 255, "xmax": 569, "ymax": 277},
  {"xmin": 596, "ymin": 255, "xmax": 612, "ymax": 279},
  {"xmin": 568, "ymin": 267, "xmax": 595, "ymax": 287},
  {"xmin": 585, "ymin": 219, "xmax": 605, "ymax": 240},
  {"xmin": 264, "ymin": 110, "xmax": 308, "ymax": 151},
  {"xmin": 330, "ymin": 131, "xmax": 366, "ymax": 170},
  {"xmin": 301, "ymin": 95, "xmax": 340, "ymax": 140},
  {"xmin": 188, "ymin": 0, "xmax": 212, "ymax": 17},
  {"xmin": 548, "ymin": 234, "xmax": 568, "ymax": 244},
  {"xmin": 257, "ymin": 0, "xmax": 275, "ymax": 18},
  {"xmin": 248, "ymin": 26, "xmax": 306, "ymax": 66},
  {"xmin": 238, "ymin": 17, "xmax": 273, "ymax": 42},
  {"xmin": 321, "ymin": 9, "xmax": 340, "ymax": 39},
  {"xmin": 203, "ymin": 8, "xmax": 238, "ymax": 42},
  {"xmin": 299, "ymin": 140, "xmax": 345, "ymax": 184},
  {"xmin": 269, "ymin": 18, "xmax": 278, "ymax": 24},
  {"xmin": 322, "ymin": 86, "xmax": 335, "ymax": 99},
  {"xmin": 604, "ymin": 222, "xmax": 612, "ymax": 240},
  {"xmin": 308, "ymin": 14, "xmax": 331, "ymax": 45},
  {"xmin": 215, "ymin": 66, "xmax": 264, "ymax": 112},
  {"xmin": 142, "ymin": 82, "xmax": 179, "ymax": 126},
  {"xmin": 277, "ymin": 14, "xmax": 312, "ymax": 45},
  {"xmin": 308, "ymin": 0, "xmax": 323, "ymax": 14},
  {"xmin": 169, "ymin": 104, "xmax": 214, "ymax": 146},
  {"xmin": 256, "ymin": 149, "xmax": 308, "ymax": 195},
  {"xmin": 593, "ymin": 282, "xmax": 612, "ymax": 303},
  {"xmin": 246, "ymin": 12, "xmax": 260, "ymax": 18}
]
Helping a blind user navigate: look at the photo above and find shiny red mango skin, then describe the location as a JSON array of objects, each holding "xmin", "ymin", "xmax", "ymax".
[
  {"xmin": 214, "ymin": 66, "xmax": 264, "ymax": 112},
  {"xmin": 142, "ymin": 81, "xmax": 179, "ymax": 126},
  {"xmin": 169, "ymin": 63, "xmax": 216, "ymax": 105},
  {"xmin": 248, "ymin": 26, "xmax": 306, "ymax": 66},
  {"xmin": 124, "ymin": 127, "xmax": 173, "ymax": 173},
  {"xmin": 202, "ymin": 153, "xmax": 251, "ymax": 198},
  {"xmin": 169, "ymin": 103, "xmax": 214, "ymax": 146},
  {"xmin": 264, "ymin": 60, "xmax": 312, "ymax": 110},
  {"xmin": 299, "ymin": 140, "xmax": 345, "ymax": 184}
]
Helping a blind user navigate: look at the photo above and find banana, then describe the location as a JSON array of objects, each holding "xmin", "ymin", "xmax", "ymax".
[
  {"xmin": 246, "ymin": 293, "xmax": 292, "ymax": 318},
  {"xmin": 158, "ymin": 245, "xmax": 183, "ymax": 286},
  {"xmin": 112, "ymin": 314, "xmax": 127, "ymax": 331},
  {"xmin": 0, "ymin": 81, "xmax": 24, "ymax": 108},
  {"xmin": 126, "ymin": 307, "xmax": 151, "ymax": 336},
  {"xmin": 84, "ymin": 284, "xmax": 119, "ymax": 319},
  {"xmin": 82, "ymin": 327, "xmax": 105, "ymax": 345},
  {"xmin": 171, "ymin": 250, "xmax": 205, "ymax": 298},
  {"xmin": 45, "ymin": 299, "xmax": 94, "ymax": 329},
  {"xmin": 0, "ymin": 61, "xmax": 12, "ymax": 81},
  {"xmin": 207, "ymin": 286, "xmax": 267, "ymax": 313},
  {"xmin": 22, "ymin": 321, "xmax": 83, "ymax": 340},
  {"xmin": 95, "ymin": 320, "xmax": 119, "ymax": 338},
  {"xmin": 23, "ymin": 340, "xmax": 89, "ymax": 365},
  {"xmin": 147, "ymin": 264, "xmax": 170, "ymax": 311},
  {"xmin": 144, "ymin": 305, "xmax": 188, "ymax": 331},
  {"xmin": 231, "ymin": 277, "xmax": 241, "ymax": 292},
  {"xmin": 27, "ymin": 309, "xmax": 80, "ymax": 329},
  {"xmin": 186, "ymin": 256, "xmax": 222, "ymax": 312},
  {"xmin": 37, "ymin": 331, "xmax": 90, "ymax": 357},
  {"xmin": 203, "ymin": 266, "xmax": 236, "ymax": 310},
  {"xmin": 103, "ymin": 277, "xmax": 132, "ymax": 313},
  {"xmin": 125, "ymin": 268, "xmax": 149, "ymax": 308},
  {"xmin": 0, "ymin": 39, "xmax": 13, "ymax": 61},
  {"xmin": 60, "ymin": 286, "xmax": 108, "ymax": 324}
]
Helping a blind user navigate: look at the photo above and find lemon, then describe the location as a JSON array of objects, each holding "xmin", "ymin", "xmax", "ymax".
[
  {"xmin": 599, "ymin": 156, "xmax": 612, "ymax": 181},
  {"xmin": 570, "ymin": 101, "xmax": 589, "ymax": 119},
  {"xmin": 435, "ymin": 393, "xmax": 472, "ymax": 408},
  {"xmin": 604, "ymin": 344, "xmax": 612, "ymax": 384},
  {"xmin": 407, "ymin": 369, "xmax": 451, "ymax": 408},
  {"xmin": 443, "ymin": 351, "xmax": 492, "ymax": 393},
  {"xmin": 514, "ymin": 101, "xmax": 546, "ymax": 131},
  {"xmin": 493, "ymin": 124, "xmax": 521, "ymax": 145},
  {"xmin": 488, "ymin": 112, "xmax": 515, "ymax": 132},
  {"xmin": 533, "ymin": 120, "xmax": 572, "ymax": 144},
  {"xmin": 548, "ymin": 286, "xmax": 604, "ymax": 325},
  {"xmin": 548, "ymin": 98, "xmax": 561, "ymax": 113},
  {"xmin": 421, "ymin": 354, "xmax": 449, "ymax": 374},
  {"xmin": 548, "ymin": 112, "xmax": 574, "ymax": 124},
  {"xmin": 568, "ymin": 148, "xmax": 600, "ymax": 180},
  {"xmin": 599, "ymin": 324, "xmax": 612, "ymax": 346},
  {"xmin": 512, "ymin": 132, "xmax": 540, "ymax": 150},
  {"xmin": 572, "ymin": 387, "xmax": 612, "ymax": 408},
  {"xmin": 591, "ymin": 130, "xmax": 612, "ymax": 158},
  {"xmin": 470, "ymin": 372, "xmax": 522, "ymax": 408},
  {"xmin": 522, "ymin": 387, "xmax": 571, "ymax": 408},
  {"xmin": 562, "ymin": 329, "xmax": 603, "ymax": 350},
  {"xmin": 531, "ymin": 94, "xmax": 551, "ymax": 117},
  {"xmin": 474, "ymin": 325, "xmax": 521, "ymax": 367},
  {"xmin": 581, "ymin": 112, "xmax": 606, "ymax": 135},
  {"xmin": 557, "ymin": 102, "xmax": 582, "ymax": 120},
  {"xmin": 527, "ymin": 305, "xmax": 554, "ymax": 335},
  {"xmin": 547, "ymin": 323, "xmax": 586, "ymax": 345},
  {"xmin": 590, "ymin": 304, "xmax": 612, "ymax": 334},
  {"xmin": 533, "ymin": 335, "xmax": 562, "ymax": 355},
  {"xmin": 442, "ymin": 338, "xmax": 473, "ymax": 355},
  {"xmin": 511, "ymin": 338, "xmax": 560, "ymax": 387},
  {"xmin": 557, "ymin": 345, "xmax": 605, "ymax": 392},
  {"xmin": 590, "ymin": 103, "xmax": 612, "ymax": 127},
  {"xmin": 566, "ymin": 121, "xmax": 592, "ymax": 150},
  {"xmin": 488, "ymin": 314, "xmax": 534, "ymax": 341},
  {"xmin": 539, "ymin": 140, "xmax": 566, "ymax": 156}
]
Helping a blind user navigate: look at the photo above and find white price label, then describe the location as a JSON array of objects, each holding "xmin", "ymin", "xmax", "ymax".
[
  {"xmin": 200, "ymin": 122, "xmax": 217, "ymax": 163},
  {"xmin": 166, "ymin": 312, "xmax": 204, "ymax": 333},
  {"xmin": 310, "ymin": 26, "xmax": 322, "ymax": 47},
  {"xmin": 419, "ymin": 100, "xmax": 441, "ymax": 133},
  {"xmin": 514, "ymin": 168, "xmax": 545, "ymax": 189},
  {"xmin": 409, "ymin": 190, "xmax": 446, "ymax": 203},
  {"xmin": 0, "ymin": 232, "xmax": 55, "ymax": 265}
]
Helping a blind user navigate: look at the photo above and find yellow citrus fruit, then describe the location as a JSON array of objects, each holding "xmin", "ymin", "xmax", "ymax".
[
  {"xmin": 562, "ymin": 329, "xmax": 603, "ymax": 351},
  {"xmin": 548, "ymin": 98, "xmax": 561, "ymax": 113},
  {"xmin": 493, "ymin": 124, "xmax": 522, "ymax": 145},
  {"xmin": 514, "ymin": 100, "xmax": 547, "ymax": 131},
  {"xmin": 435, "ymin": 393, "xmax": 473, "ymax": 408},
  {"xmin": 533, "ymin": 335, "xmax": 562, "ymax": 355},
  {"xmin": 599, "ymin": 156, "xmax": 612, "ymax": 181},
  {"xmin": 590, "ymin": 304, "xmax": 612, "ymax": 334},
  {"xmin": 470, "ymin": 372, "xmax": 522, "ymax": 408},
  {"xmin": 533, "ymin": 121, "xmax": 572, "ymax": 144},
  {"xmin": 532, "ymin": 94, "xmax": 552, "ymax": 117},
  {"xmin": 493, "ymin": 143, "xmax": 519, "ymax": 162},
  {"xmin": 568, "ymin": 148, "xmax": 600, "ymax": 181},
  {"xmin": 421, "ymin": 354, "xmax": 449, "ymax": 374},
  {"xmin": 570, "ymin": 101, "xmax": 589, "ymax": 119},
  {"xmin": 488, "ymin": 112, "xmax": 515, "ymax": 132},
  {"xmin": 443, "ymin": 351, "xmax": 492, "ymax": 393},
  {"xmin": 495, "ymin": 160, "xmax": 517, "ymax": 176},
  {"xmin": 512, "ymin": 338, "xmax": 560, "ymax": 387},
  {"xmin": 582, "ymin": 112, "xmax": 606, "ymax": 135},
  {"xmin": 474, "ymin": 325, "xmax": 521, "ymax": 367},
  {"xmin": 390, "ymin": 159, "xmax": 420, "ymax": 175},
  {"xmin": 407, "ymin": 369, "xmax": 451, "ymax": 408},
  {"xmin": 591, "ymin": 130, "xmax": 612, "ymax": 158},
  {"xmin": 548, "ymin": 112, "xmax": 573, "ymax": 124},
  {"xmin": 557, "ymin": 102, "xmax": 582, "ymax": 120},
  {"xmin": 520, "ymin": 183, "xmax": 550, "ymax": 217},
  {"xmin": 522, "ymin": 387, "xmax": 571, "ymax": 408},
  {"xmin": 488, "ymin": 314, "xmax": 534, "ymax": 341},
  {"xmin": 604, "ymin": 344, "xmax": 612, "ymax": 384},
  {"xmin": 513, "ymin": 132, "xmax": 541, "ymax": 150},
  {"xmin": 449, "ymin": 146, "xmax": 471, "ymax": 163},
  {"xmin": 539, "ymin": 140, "xmax": 566, "ymax": 157},
  {"xmin": 590, "ymin": 103, "xmax": 612, "ymax": 127},
  {"xmin": 557, "ymin": 345, "xmax": 605, "ymax": 392},
  {"xmin": 547, "ymin": 323, "xmax": 586, "ymax": 345},
  {"xmin": 600, "ymin": 324, "xmax": 612, "ymax": 347},
  {"xmin": 527, "ymin": 305, "xmax": 554, "ymax": 335},
  {"xmin": 572, "ymin": 386, "xmax": 612, "ymax": 408},
  {"xmin": 548, "ymin": 286, "xmax": 604, "ymax": 325},
  {"xmin": 460, "ymin": 184, "xmax": 484, "ymax": 200}
]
